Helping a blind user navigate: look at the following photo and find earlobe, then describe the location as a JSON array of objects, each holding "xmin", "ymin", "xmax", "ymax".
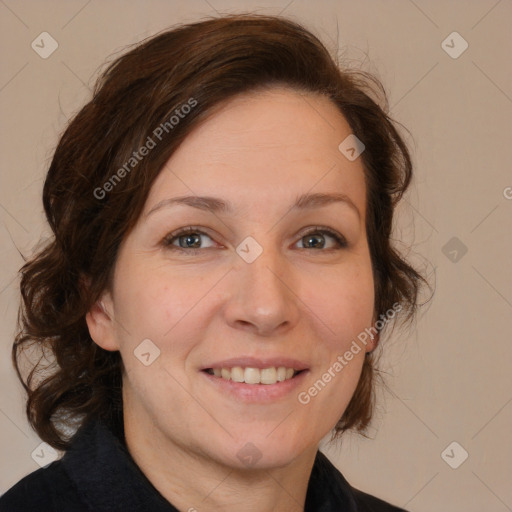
[
  {"xmin": 366, "ymin": 331, "xmax": 380, "ymax": 355},
  {"xmin": 85, "ymin": 294, "xmax": 119, "ymax": 352}
]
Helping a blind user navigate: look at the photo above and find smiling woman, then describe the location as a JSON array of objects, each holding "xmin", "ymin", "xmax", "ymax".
[{"xmin": 1, "ymin": 13, "xmax": 430, "ymax": 512}]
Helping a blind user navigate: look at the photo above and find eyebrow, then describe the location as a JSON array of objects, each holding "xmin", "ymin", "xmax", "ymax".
[{"xmin": 145, "ymin": 192, "xmax": 361, "ymax": 220}]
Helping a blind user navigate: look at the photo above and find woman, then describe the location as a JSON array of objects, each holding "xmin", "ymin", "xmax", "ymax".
[{"xmin": 1, "ymin": 14, "xmax": 429, "ymax": 512}]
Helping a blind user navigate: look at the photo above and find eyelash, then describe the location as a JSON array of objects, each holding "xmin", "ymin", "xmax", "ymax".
[{"xmin": 162, "ymin": 225, "xmax": 348, "ymax": 255}]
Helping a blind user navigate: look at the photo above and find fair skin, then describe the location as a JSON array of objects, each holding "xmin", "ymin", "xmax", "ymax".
[{"xmin": 86, "ymin": 87, "xmax": 377, "ymax": 512}]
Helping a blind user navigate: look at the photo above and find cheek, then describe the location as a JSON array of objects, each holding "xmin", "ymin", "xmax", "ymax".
[
  {"xmin": 112, "ymin": 264, "xmax": 212, "ymax": 396},
  {"xmin": 303, "ymin": 258, "xmax": 375, "ymax": 349},
  {"xmin": 114, "ymin": 270, "xmax": 203, "ymax": 420},
  {"xmin": 112, "ymin": 259, "xmax": 204, "ymax": 341}
]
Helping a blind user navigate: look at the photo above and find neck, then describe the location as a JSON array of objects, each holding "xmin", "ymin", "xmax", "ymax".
[{"xmin": 123, "ymin": 401, "xmax": 318, "ymax": 512}]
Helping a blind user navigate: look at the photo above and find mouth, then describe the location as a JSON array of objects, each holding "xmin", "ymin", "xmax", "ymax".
[
  {"xmin": 200, "ymin": 366, "xmax": 309, "ymax": 402},
  {"xmin": 202, "ymin": 367, "xmax": 306, "ymax": 385}
]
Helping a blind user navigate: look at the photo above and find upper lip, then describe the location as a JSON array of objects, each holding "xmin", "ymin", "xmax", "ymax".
[{"xmin": 201, "ymin": 356, "xmax": 309, "ymax": 371}]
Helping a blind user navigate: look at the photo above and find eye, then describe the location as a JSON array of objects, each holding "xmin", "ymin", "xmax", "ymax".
[
  {"xmin": 162, "ymin": 227, "xmax": 217, "ymax": 254},
  {"xmin": 295, "ymin": 226, "xmax": 348, "ymax": 250},
  {"xmin": 161, "ymin": 225, "xmax": 348, "ymax": 255}
]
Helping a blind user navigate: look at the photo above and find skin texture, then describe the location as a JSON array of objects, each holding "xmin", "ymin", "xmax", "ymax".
[{"xmin": 86, "ymin": 87, "xmax": 377, "ymax": 512}]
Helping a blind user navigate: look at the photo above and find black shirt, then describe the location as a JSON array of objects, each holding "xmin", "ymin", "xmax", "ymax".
[{"xmin": 0, "ymin": 418, "xmax": 408, "ymax": 511}]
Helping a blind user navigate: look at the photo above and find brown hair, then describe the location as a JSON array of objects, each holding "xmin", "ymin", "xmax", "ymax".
[{"xmin": 13, "ymin": 14, "xmax": 431, "ymax": 450}]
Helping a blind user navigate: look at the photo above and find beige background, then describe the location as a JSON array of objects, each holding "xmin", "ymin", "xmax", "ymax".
[{"xmin": 1, "ymin": 0, "xmax": 511, "ymax": 510}]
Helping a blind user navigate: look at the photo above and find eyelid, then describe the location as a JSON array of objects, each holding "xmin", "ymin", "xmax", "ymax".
[
  {"xmin": 299, "ymin": 226, "xmax": 348, "ymax": 249},
  {"xmin": 162, "ymin": 226, "xmax": 220, "ymax": 251},
  {"xmin": 161, "ymin": 225, "xmax": 348, "ymax": 253}
]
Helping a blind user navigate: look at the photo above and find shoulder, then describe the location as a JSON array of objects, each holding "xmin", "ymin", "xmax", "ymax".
[
  {"xmin": 0, "ymin": 460, "xmax": 87, "ymax": 512},
  {"xmin": 351, "ymin": 487, "xmax": 409, "ymax": 512},
  {"xmin": 311, "ymin": 450, "xmax": 409, "ymax": 512}
]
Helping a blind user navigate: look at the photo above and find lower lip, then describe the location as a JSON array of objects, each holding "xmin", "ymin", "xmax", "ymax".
[{"xmin": 200, "ymin": 370, "xmax": 309, "ymax": 403}]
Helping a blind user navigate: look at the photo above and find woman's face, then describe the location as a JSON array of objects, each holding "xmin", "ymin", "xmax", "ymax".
[{"xmin": 88, "ymin": 87, "xmax": 376, "ymax": 469}]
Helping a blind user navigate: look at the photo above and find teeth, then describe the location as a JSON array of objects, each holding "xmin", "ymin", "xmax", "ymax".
[
  {"xmin": 260, "ymin": 367, "xmax": 276, "ymax": 384},
  {"xmin": 208, "ymin": 366, "xmax": 299, "ymax": 385},
  {"xmin": 276, "ymin": 366, "xmax": 287, "ymax": 382},
  {"xmin": 232, "ymin": 367, "xmax": 244, "ymax": 382}
]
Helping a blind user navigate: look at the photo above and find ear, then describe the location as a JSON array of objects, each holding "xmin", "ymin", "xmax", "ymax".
[
  {"xmin": 85, "ymin": 290, "xmax": 119, "ymax": 352},
  {"xmin": 365, "ymin": 314, "xmax": 381, "ymax": 354},
  {"xmin": 366, "ymin": 330, "xmax": 380, "ymax": 354}
]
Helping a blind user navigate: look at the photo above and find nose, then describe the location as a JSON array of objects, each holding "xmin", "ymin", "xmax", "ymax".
[{"xmin": 223, "ymin": 243, "xmax": 301, "ymax": 337}]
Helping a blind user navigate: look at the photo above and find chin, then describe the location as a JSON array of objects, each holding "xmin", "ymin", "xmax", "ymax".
[{"xmin": 206, "ymin": 434, "xmax": 308, "ymax": 471}]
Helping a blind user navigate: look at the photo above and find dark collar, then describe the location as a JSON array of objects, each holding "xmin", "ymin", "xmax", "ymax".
[{"xmin": 60, "ymin": 418, "xmax": 361, "ymax": 511}]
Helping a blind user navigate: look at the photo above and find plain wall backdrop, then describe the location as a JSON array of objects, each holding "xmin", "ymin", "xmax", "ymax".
[{"xmin": 0, "ymin": 1, "xmax": 511, "ymax": 511}]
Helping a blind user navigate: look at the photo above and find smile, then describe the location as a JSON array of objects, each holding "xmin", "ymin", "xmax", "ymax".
[
  {"xmin": 201, "ymin": 367, "xmax": 309, "ymax": 402},
  {"xmin": 203, "ymin": 366, "xmax": 304, "ymax": 385}
]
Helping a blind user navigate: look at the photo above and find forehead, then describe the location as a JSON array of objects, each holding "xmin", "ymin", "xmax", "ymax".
[{"xmin": 143, "ymin": 87, "xmax": 366, "ymax": 220}]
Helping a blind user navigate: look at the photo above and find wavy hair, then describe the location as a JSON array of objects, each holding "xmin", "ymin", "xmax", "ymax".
[{"xmin": 13, "ymin": 14, "xmax": 431, "ymax": 450}]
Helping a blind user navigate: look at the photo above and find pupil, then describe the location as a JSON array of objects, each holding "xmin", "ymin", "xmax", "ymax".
[
  {"xmin": 181, "ymin": 234, "xmax": 200, "ymax": 248},
  {"xmin": 305, "ymin": 234, "xmax": 324, "ymax": 249}
]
